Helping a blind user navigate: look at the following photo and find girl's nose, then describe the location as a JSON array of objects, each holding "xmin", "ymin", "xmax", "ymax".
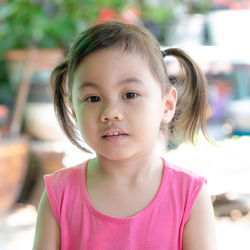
[{"xmin": 100, "ymin": 104, "xmax": 123, "ymax": 123}]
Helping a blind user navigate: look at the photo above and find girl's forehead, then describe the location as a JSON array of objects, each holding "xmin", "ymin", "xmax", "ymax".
[
  {"xmin": 71, "ymin": 47, "xmax": 164, "ymax": 93},
  {"xmin": 75, "ymin": 47, "xmax": 150, "ymax": 78}
]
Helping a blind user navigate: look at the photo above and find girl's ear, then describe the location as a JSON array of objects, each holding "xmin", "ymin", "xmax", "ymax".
[
  {"xmin": 67, "ymin": 96, "xmax": 77, "ymax": 120},
  {"xmin": 161, "ymin": 87, "xmax": 177, "ymax": 123}
]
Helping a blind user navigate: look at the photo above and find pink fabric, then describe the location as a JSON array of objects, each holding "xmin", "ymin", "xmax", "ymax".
[{"xmin": 45, "ymin": 158, "xmax": 206, "ymax": 250}]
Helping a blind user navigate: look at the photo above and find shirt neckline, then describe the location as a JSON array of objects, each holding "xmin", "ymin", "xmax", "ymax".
[{"xmin": 80, "ymin": 157, "xmax": 168, "ymax": 223}]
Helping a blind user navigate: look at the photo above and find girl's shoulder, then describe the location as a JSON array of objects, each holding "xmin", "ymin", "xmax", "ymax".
[
  {"xmin": 43, "ymin": 160, "xmax": 90, "ymax": 225},
  {"xmin": 162, "ymin": 158, "xmax": 207, "ymax": 186},
  {"xmin": 162, "ymin": 158, "xmax": 208, "ymax": 226},
  {"xmin": 44, "ymin": 159, "xmax": 89, "ymax": 189},
  {"xmin": 48, "ymin": 159, "xmax": 89, "ymax": 175}
]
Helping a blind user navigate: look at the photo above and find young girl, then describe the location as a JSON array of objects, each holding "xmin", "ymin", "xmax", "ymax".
[{"xmin": 32, "ymin": 22, "xmax": 217, "ymax": 250}]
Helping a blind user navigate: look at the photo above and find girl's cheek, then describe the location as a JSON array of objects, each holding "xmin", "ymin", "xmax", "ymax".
[
  {"xmin": 75, "ymin": 102, "xmax": 90, "ymax": 115},
  {"xmin": 77, "ymin": 105, "xmax": 99, "ymax": 124}
]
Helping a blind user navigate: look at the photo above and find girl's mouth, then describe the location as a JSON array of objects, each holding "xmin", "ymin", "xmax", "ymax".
[
  {"xmin": 103, "ymin": 132, "xmax": 124, "ymax": 137},
  {"xmin": 102, "ymin": 133, "xmax": 128, "ymax": 143}
]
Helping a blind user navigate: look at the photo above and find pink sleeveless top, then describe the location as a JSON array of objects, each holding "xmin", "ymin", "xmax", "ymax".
[{"xmin": 45, "ymin": 158, "xmax": 206, "ymax": 250}]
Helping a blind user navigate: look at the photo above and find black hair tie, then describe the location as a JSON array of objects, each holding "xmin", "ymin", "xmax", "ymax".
[{"xmin": 161, "ymin": 50, "xmax": 167, "ymax": 58}]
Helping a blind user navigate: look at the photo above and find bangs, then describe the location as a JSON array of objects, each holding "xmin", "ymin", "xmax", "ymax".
[{"xmin": 68, "ymin": 22, "xmax": 167, "ymax": 90}]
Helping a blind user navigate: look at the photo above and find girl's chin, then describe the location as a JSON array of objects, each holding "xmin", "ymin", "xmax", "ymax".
[{"xmin": 97, "ymin": 151, "xmax": 135, "ymax": 162}]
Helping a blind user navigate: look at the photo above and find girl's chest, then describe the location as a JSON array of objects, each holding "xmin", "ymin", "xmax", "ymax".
[{"xmin": 86, "ymin": 179, "xmax": 162, "ymax": 218}]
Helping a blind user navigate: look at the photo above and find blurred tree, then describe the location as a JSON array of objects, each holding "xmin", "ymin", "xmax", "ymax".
[
  {"xmin": 0, "ymin": 0, "xmax": 214, "ymax": 53},
  {"xmin": 184, "ymin": 0, "xmax": 213, "ymax": 14},
  {"xmin": 0, "ymin": 0, "xmax": 129, "ymax": 52}
]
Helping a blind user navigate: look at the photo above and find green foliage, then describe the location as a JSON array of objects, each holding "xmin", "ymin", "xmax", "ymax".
[
  {"xmin": 141, "ymin": 6, "xmax": 173, "ymax": 23},
  {"xmin": 0, "ymin": 0, "xmax": 131, "ymax": 52},
  {"xmin": 190, "ymin": 0, "xmax": 213, "ymax": 14},
  {"xmin": 0, "ymin": 0, "xmax": 212, "ymax": 53},
  {"xmin": 0, "ymin": 1, "xmax": 80, "ymax": 51}
]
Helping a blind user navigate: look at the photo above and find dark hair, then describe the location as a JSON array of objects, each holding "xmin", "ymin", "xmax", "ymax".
[{"xmin": 51, "ymin": 21, "xmax": 209, "ymax": 152}]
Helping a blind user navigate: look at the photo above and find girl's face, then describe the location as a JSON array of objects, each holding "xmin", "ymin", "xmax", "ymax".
[{"xmin": 71, "ymin": 47, "xmax": 176, "ymax": 161}]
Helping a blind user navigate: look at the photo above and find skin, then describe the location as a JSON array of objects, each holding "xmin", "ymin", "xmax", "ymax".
[
  {"xmin": 32, "ymin": 47, "xmax": 217, "ymax": 249},
  {"xmin": 32, "ymin": 190, "xmax": 60, "ymax": 250},
  {"xmin": 71, "ymin": 47, "xmax": 176, "ymax": 183}
]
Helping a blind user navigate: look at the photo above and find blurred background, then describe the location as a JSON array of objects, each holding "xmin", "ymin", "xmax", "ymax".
[{"xmin": 0, "ymin": 0, "xmax": 250, "ymax": 249}]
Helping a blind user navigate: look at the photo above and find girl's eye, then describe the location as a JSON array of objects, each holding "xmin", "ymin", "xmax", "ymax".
[
  {"xmin": 85, "ymin": 96, "xmax": 101, "ymax": 103},
  {"xmin": 123, "ymin": 92, "xmax": 138, "ymax": 100}
]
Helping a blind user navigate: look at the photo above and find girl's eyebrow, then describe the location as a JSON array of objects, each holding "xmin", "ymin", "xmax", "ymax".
[{"xmin": 78, "ymin": 77, "xmax": 144, "ymax": 90}]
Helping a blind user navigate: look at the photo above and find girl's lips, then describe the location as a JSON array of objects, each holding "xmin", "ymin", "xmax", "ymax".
[
  {"xmin": 102, "ymin": 134, "xmax": 128, "ymax": 143},
  {"xmin": 102, "ymin": 126, "xmax": 128, "ymax": 137}
]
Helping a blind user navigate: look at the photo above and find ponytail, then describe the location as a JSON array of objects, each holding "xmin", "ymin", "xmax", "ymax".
[
  {"xmin": 162, "ymin": 48, "xmax": 209, "ymax": 143},
  {"xmin": 51, "ymin": 61, "xmax": 91, "ymax": 153}
]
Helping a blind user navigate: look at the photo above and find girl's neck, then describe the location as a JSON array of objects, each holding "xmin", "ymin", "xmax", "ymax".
[{"xmin": 88, "ymin": 153, "xmax": 163, "ymax": 186}]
